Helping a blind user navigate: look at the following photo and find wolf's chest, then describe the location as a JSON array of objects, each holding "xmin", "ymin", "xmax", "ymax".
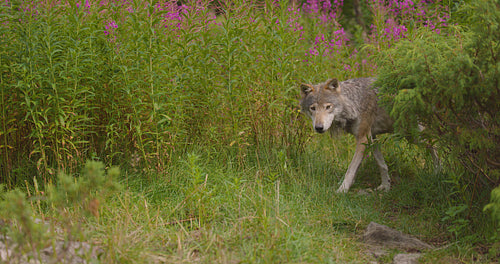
[{"xmin": 332, "ymin": 118, "xmax": 358, "ymax": 135}]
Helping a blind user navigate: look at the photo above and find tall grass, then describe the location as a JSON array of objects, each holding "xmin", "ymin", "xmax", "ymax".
[{"xmin": 0, "ymin": 0, "xmax": 449, "ymax": 183}]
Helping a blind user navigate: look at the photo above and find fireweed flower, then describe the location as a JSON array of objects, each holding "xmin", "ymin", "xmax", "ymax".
[
  {"xmin": 285, "ymin": 7, "xmax": 304, "ymax": 36},
  {"xmin": 304, "ymin": 0, "xmax": 320, "ymax": 13},
  {"xmin": 324, "ymin": 30, "xmax": 348, "ymax": 55},
  {"xmin": 302, "ymin": 0, "xmax": 343, "ymax": 24},
  {"xmin": 306, "ymin": 28, "xmax": 349, "ymax": 58},
  {"xmin": 104, "ymin": 20, "xmax": 119, "ymax": 45},
  {"xmin": 367, "ymin": 0, "xmax": 448, "ymax": 47},
  {"xmin": 154, "ymin": 0, "xmax": 216, "ymax": 36},
  {"xmin": 383, "ymin": 18, "xmax": 408, "ymax": 41},
  {"xmin": 156, "ymin": 1, "xmax": 185, "ymax": 31},
  {"xmin": 104, "ymin": 20, "xmax": 118, "ymax": 36},
  {"xmin": 76, "ymin": 0, "xmax": 91, "ymax": 10},
  {"xmin": 307, "ymin": 46, "xmax": 319, "ymax": 57}
]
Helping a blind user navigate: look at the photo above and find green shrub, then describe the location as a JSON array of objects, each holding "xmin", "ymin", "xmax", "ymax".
[
  {"xmin": 0, "ymin": 160, "xmax": 120, "ymax": 262},
  {"xmin": 375, "ymin": 0, "xmax": 499, "ymax": 243},
  {"xmin": 484, "ymin": 187, "xmax": 500, "ymax": 225},
  {"xmin": 484, "ymin": 186, "xmax": 500, "ymax": 256},
  {"xmin": 376, "ymin": 0, "xmax": 499, "ymax": 198}
]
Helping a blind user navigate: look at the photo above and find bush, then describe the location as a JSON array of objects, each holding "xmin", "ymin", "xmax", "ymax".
[
  {"xmin": 0, "ymin": 160, "xmax": 120, "ymax": 262},
  {"xmin": 376, "ymin": 0, "xmax": 500, "ymax": 201},
  {"xmin": 484, "ymin": 186, "xmax": 500, "ymax": 256}
]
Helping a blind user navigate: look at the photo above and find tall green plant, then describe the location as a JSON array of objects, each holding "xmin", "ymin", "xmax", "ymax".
[
  {"xmin": 13, "ymin": 4, "xmax": 54, "ymax": 178},
  {"xmin": 0, "ymin": 3, "xmax": 13, "ymax": 185},
  {"xmin": 1, "ymin": 2, "xmax": 112, "ymax": 183},
  {"xmin": 1, "ymin": 0, "xmax": 456, "ymax": 186}
]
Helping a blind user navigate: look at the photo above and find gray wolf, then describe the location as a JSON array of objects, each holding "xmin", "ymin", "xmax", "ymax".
[{"xmin": 300, "ymin": 77, "xmax": 394, "ymax": 193}]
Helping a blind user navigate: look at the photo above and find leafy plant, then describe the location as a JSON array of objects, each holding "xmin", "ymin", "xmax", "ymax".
[
  {"xmin": 484, "ymin": 186, "xmax": 500, "ymax": 225},
  {"xmin": 181, "ymin": 153, "xmax": 214, "ymax": 227},
  {"xmin": 442, "ymin": 204, "xmax": 469, "ymax": 239},
  {"xmin": 0, "ymin": 187, "xmax": 47, "ymax": 261},
  {"xmin": 484, "ymin": 186, "xmax": 500, "ymax": 255}
]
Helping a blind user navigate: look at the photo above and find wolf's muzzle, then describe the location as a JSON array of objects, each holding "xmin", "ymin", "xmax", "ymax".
[{"xmin": 315, "ymin": 125, "xmax": 325, "ymax": 133}]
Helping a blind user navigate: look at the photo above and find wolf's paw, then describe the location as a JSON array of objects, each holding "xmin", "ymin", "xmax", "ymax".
[
  {"xmin": 376, "ymin": 183, "xmax": 390, "ymax": 192},
  {"xmin": 336, "ymin": 186, "xmax": 349, "ymax": 193}
]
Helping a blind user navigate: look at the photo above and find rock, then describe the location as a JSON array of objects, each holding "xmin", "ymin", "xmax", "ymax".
[
  {"xmin": 393, "ymin": 253, "xmax": 422, "ymax": 264},
  {"xmin": 0, "ymin": 239, "xmax": 13, "ymax": 262},
  {"xmin": 1, "ymin": 235, "xmax": 101, "ymax": 264},
  {"xmin": 363, "ymin": 222, "xmax": 433, "ymax": 251},
  {"xmin": 357, "ymin": 189, "xmax": 372, "ymax": 196},
  {"xmin": 40, "ymin": 240, "xmax": 102, "ymax": 263},
  {"xmin": 370, "ymin": 248, "xmax": 388, "ymax": 258}
]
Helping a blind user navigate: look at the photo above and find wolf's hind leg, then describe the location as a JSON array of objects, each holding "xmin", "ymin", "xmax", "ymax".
[
  {"xmin": 373, "ymin": 146, "xmax": 390, "ymax": 191},
  {"xmin": 428, "ymin": 145, "xmax": 441, "ymax": 173}
]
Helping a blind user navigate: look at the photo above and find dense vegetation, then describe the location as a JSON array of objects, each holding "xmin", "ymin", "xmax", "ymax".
[
  {"xmin": 0, "ymin": 0, "xmax": 498, "ymax": 262},
  {"xmin": 377, "ymin": 0, "xmax": 499, "ymax": 201}
]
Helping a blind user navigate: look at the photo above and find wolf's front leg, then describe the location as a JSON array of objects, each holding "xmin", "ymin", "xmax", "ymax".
[{"xmin": 337, "ymin": 142, "xmax": 366, "ymax": 193}]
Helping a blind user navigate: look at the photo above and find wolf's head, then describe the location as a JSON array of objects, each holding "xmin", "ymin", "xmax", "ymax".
[{"xmin": 299, "ymin": 78, "xmax": 345, "ymax": 133}]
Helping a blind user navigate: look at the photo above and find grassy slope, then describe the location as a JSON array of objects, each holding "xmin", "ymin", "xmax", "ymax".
[{"xmin": 81, "ymin": 135, "xmax": 482, "ymax": 263}]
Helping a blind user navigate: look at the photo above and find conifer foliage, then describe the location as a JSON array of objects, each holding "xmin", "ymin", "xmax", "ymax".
[{"xmin": 377, "ymin": 0, "xmax": 499, "ymax": 198}]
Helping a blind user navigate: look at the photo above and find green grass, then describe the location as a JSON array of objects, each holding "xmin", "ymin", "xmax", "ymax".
[
  {"xmin": 73, "ymin": 137, "xmax": 492, "ymax": 262},
  {"xmin": 1, "ymin": 132, "xmax": 496, "ymax": 263},
  {"xmin": 94, "ymin": 142, "xmax": 383, "ymax": 263}
]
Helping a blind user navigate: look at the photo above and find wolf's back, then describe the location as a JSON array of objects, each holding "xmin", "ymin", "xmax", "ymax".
[
  {"xmin": 338, "ymin": 78, "xmax": 377, "ymax": 105},
  {"xmin": 339, "ymin": 78, "xmax": 393, "ymax": 136}
]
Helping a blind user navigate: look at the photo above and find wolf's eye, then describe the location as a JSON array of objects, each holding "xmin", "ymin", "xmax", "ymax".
[
  {"xmin": 310, "ymin": 106, "xmax": 316, "ymax": 111},
  {"xmin": 326, "ymin": 105, "xmax": 332, "ymax": 110}
]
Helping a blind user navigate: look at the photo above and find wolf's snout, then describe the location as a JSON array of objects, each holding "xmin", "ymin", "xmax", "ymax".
[{"xmin": 314, "ymin": 125, "xmax": 325, "ymax": 133}]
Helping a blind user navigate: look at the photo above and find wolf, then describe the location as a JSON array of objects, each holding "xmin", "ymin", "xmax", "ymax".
[{"xmin": 300, "ymin": 77, "xmax": 394, "ymax": 193}]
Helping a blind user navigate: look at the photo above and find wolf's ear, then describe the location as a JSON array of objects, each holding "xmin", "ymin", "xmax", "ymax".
[
  {"xmin": 325, "ymin": 79, "xmax": 340, "ymax": 92},
  {"xmin": 300, "ymin": 84, "xmax": 314, "ymax": 97}
]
